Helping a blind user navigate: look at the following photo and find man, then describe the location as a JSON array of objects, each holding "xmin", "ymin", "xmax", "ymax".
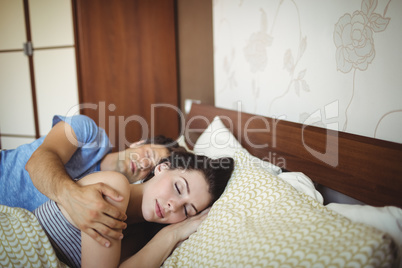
[{"xmin": 0, "ymin": 114, "xmax": 183, "ymax": 247}]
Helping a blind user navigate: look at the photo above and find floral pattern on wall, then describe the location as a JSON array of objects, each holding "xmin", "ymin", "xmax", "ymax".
[
  {"xmin": 334, "ymin": 0, "xmax": 394, "ymax": 131},
  {"xmin": 213, "ymin": 0, "xmax": 402, "ymax": 144},
  {"xmin": 243, "ymin": 9, "xmax": 273, "ymax": 73},
  {"xmin": 268, "ymin": 1, "xmax": 310, "ymax": 114}
]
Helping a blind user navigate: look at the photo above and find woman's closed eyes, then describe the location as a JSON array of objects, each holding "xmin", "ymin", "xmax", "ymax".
[{"xmin": 175, "ymin": 182, "xmax": 189, "ymax": 217}]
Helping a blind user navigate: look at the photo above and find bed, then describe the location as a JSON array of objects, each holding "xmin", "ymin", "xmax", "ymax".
[
  {"xmin": 1, "ymin": 103, "xmax": 401, "ymax": 267},
  {"xmin": 162, "ymin": 103, "xmax": 402, "ymax": 267},
  {"xmin": 181, "ymin": 103, "xmax": 402, "ymax": 208}
]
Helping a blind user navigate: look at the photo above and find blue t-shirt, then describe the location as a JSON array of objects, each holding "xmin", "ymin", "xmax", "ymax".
[{"xmin": 0, "ymin": 115, "xmax": 112, "ymax": 211}]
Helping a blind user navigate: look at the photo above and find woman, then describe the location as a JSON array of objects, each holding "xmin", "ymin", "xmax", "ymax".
[{"xmin": 34, "ymin": 151, "xmax": 234, "ymax": 267}]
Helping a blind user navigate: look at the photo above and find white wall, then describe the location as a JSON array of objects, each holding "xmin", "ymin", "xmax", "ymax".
[{"xmin": 213, "ymin": 0, "xmax": 402, "ymax": 144}]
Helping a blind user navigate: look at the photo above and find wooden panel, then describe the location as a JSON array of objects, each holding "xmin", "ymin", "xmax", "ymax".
[
  {"xmin": 74, "ymin": 0, "xmax": 179, "ymax": 151},
  {"xmin": 177, "ymin": 0, "xmax": 214, "ymax": 109},
  {"xmin": 185, "ymin": 103, "xmax": 402, "ymax": 208}
]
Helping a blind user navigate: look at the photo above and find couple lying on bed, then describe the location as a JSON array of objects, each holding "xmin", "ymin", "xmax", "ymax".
[{"xmin": 0, "ymin": 115, "xmax": 234, "ymax": 267}]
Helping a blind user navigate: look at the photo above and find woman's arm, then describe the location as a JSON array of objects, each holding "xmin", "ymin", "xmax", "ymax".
[
  {"xmin": 71, "ymin": 171, "xmax": 208, "ymax": 268},
  {"xmin": 66, "ymin": 171, "xmax": 131, "ymax": 268},
  {"xmin": 119, "ymin": 209, "xmax": 209, "ymax": 268}
]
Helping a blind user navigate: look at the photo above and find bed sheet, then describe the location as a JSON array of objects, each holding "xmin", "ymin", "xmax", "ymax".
[{"xmin": 0, "ymin": 205, "xmax": 67, "ymax": 267}]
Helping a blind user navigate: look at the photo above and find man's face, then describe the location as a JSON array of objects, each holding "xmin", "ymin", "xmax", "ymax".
[{"xmin": 116, "ymin": 144, "xmax": 170, "ymax": 183}]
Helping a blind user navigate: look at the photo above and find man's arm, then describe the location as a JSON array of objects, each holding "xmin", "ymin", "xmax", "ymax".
[{"xmin": 25, "ymin": 120, "xmax": 127, "ymax": 247}]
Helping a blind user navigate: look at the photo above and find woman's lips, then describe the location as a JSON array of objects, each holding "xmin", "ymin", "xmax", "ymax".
[{"xmin": 155, "ymin": 200, "xmax": 164, "ymax": 218}]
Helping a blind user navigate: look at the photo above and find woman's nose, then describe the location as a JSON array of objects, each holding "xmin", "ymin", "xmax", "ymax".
[
  {"xmin": 167, "ymin": 200, "xmax": 176, "ymax": 211},
  {"xmin": 168, "ymin": 199, "xmax": 183, "ymax": 212}
]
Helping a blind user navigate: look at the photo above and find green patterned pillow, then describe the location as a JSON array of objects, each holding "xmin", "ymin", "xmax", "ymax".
[
  {"xmin": 163, "ymin": 150, "xmax": 396, "ymax": 267},
  {"xmin": 0, "ymin": 205, "xmax": 67, "ymax": 267}
]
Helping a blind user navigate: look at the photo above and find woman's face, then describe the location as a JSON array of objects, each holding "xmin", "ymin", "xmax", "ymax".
[{"xmin": 142, "ymin": 164, "xmax": 211, "ymax": 224}]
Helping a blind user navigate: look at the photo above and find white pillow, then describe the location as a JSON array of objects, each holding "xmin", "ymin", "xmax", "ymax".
[
  {"xmin": 193, "ymin": 116, "xmax": 242, "ymax": 158},
  {"xmin": 193, "ymin": 116, "xmax": 282, "ymax": 175},
  {"xmin": 326, "ymin": 203, "xmax": 402, "ymax": 251},
  {"xmin": 278, "ymin": 172, "xmax": 324, "ymax": 204}
]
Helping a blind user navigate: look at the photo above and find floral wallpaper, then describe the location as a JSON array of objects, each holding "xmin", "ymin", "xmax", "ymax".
[{"xmin": 213, "ymin": 0, "xmax": 402, "ymax": 144}]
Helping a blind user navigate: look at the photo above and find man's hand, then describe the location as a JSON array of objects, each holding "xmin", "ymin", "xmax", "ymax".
[
  {"xmin": 26, "ymin": 120, "xmax": 127, "ymax": 247},
  {"xmin": 60, "ymin": 182, "xmax": 128, "ymax": 247}
]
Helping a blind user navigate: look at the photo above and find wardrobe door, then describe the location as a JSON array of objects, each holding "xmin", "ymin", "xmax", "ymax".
[
  {"xmin": 74, "ymin": 0, "xmax": 179, "ymax": 151},
  {"xmin": 0, "ymin": 0, "xmax": 36, "ymax": 148},
  {"xmin": 0, "ymin": 0, "xmax": 79, "ymax": 149},
  {"xmin": 29, "ymin": 0, "xmax": 79, "ymax": 136},
  {"xmin": 0, "ymin": 52, "xmax": 36, "ymax": 148}
]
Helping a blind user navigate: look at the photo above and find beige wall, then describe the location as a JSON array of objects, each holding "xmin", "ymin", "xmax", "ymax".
[
  {"xmin": 213, "ymin": 0, "xmax": 402, "ymax": 144},
  {"xmin": 177, "ymin": 0, "xmax": 214, "ymax": 111}
]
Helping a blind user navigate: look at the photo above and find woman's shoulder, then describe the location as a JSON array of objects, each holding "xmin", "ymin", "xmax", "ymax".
[{"xmin": 78, "ymin": 171, "xmax": 131, "ymax": 197}]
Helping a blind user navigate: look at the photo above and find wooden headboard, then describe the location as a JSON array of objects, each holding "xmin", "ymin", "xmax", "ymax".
[{"xmin": 184, "ymin": 103, "xmax": 402, "ymax": 208}]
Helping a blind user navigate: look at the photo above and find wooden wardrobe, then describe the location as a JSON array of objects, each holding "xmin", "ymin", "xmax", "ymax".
[{"xmin": 73, "ymin": 0, "xmax": 179, "ymax": 151}]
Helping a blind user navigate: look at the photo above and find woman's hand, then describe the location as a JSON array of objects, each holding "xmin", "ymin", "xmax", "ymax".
[
  {"xmin": 120, "ymin": 208, "xmax": 211, "ymax": 268},
  {"xmin": 167, "ymin": 207, "xmax": 210, "ymax": 244}
]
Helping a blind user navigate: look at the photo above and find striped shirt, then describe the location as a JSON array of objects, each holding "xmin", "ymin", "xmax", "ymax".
[{"xmin": 34, "ymin": 200, "xmax": 81, "ymax": 268}]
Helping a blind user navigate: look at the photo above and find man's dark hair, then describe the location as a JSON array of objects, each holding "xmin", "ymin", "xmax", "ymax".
[{"xmin": 143, "ymin": 135, "xmax": 187, "ymax": 153}]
